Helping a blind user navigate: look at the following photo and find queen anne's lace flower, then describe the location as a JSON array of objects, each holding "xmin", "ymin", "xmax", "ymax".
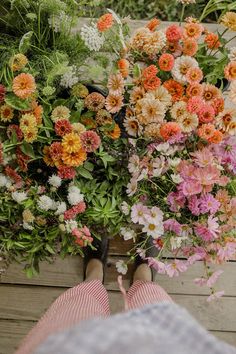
[
  {"xmin": 81, "ymin": 24, "xmax": 105, "ymax": 51},
  {"xmin": 60, "ymin": 66, "xmax": 79, "ymax": 88}
]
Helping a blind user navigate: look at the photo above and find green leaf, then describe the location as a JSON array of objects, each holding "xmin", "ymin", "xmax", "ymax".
[
  {"xmin": 45, "ymin": 244, "xmax": 56, "ymax": 254},
  {"xmin": 21, "ymin": 142, "xmax": 35, "ymax": 158},
  {"xmin": 77, "ymin": 166, "xmax": 93, "ymax": 179},
  {"xmin": 84, "ymin": 161, "xmax": 94, "ymax": 172},
  {"xmin": 5, "ymin": 93, "xmax": 31, "ymax": 111},
  {"xmin": 133, "ymin": 63, "xmax": 141, "ymax": 78}
]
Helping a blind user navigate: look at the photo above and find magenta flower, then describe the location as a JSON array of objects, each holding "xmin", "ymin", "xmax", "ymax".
[
  {"xmin": 164, "ymin": 219, "xmax": 182, "ymax": 235},
  {"xmin": 194, "ymin": 225, "xmax": 214, "ymax": 242},
  {"xmin": 199, "ymin": 193, "xmax": 220, "ymax": 214}
]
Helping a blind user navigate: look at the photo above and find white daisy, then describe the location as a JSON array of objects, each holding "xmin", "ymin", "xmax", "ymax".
[
  {"xmin": 142, "ymin": 221, "xmax": 164, "ymax": 238},
  {"xmin": 144, "ymin": 206, "xmax": 164, "ymax": 225},
  {"xmin": 120, "ymin": 227, "xmax": 136, "ymax": 241}
]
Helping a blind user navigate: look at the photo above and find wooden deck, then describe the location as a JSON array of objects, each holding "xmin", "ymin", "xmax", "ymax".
[{"xmin": 0, "ymin": 237, "xmax": 236, "ymax": 354}]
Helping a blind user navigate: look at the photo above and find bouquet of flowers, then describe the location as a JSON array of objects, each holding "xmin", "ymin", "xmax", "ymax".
[{"xmin": 81, "ymin": 6, "xmax": 236, "ymax": 299}]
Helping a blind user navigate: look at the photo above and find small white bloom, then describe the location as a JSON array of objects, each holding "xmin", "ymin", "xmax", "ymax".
[
  {"xmin": 144, "ymin": 206, "xmax": 164, "ymax": 225},
  {"xmin": 38, "ymin": 195, "xmax": 55, "ymax": 211},
  {"xmin": 67, "ymin": 185, "xmax": 84, "ymax": 205},
  {"xmin": 155, "ymin": 142, "xmax": 170, "ymax": 153},
  {"xmin": 228, "ymin": 47, "xmax": 236, "ymax": 62},
  {"xmin": 81, "ymin": 24, "xmax": 105, "ymax": 51},
  {"xmin": 120, "ymin": 227, "xmax": 136, "ymax": 241},
  {"xmin": 170, "ymin": 236, "xmax": 187, "ymax": 250},
  {"xmin": 142, "ymin": 221, "xmax": 164, "ymax": 238},
  {"xmin": 12, "ymin": 191, "xmax": 28, "ymax": 204},
  {"xmin": 54, "ymin": 202, "xmax": 67, "ymax": 215},
  {"xmin": 126, "ymin": 178, "xmax": 137, "ymax": 196},
  {"xmin": 128, "ymin": 155, "xmax": 140, "ymax": 174},
  {"xmin": 120, "ymin": 201, "xmax": 130, "ymax": 215},
  {"xmin": 171, "ymin": 174, "xmax": 183, "ymax": 184},
  {"xmin": 0, "ymin": 174, "xmax": 9, "ymax": 187},
  {"xmin": 116, "ymin": 260, "xmax": 128, "ymax": 275},
  {"xmin": 65, "ymin": 220, "xmax": 78, "ymax": 233},
  {"xmin": 152, "ymin": 156, "xmax": 165, "ymax": 177},
  {"xmin": 23, "ymin": 222, "xmax": 34, "ymax": 230},
  {"xmin": 48, "ymin": 175, "xmax": 62, "ymax": 188},
  {"xmin": 60, "ymin": 66, "xmax": 79, "ymax": 88},
  {"xmin": 168, "ymin": 157, "xmax": 181, "ymax": 168}
]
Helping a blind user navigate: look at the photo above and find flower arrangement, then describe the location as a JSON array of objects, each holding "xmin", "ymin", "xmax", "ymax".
[{"xmin": 80, "ymin": 7, "xmax": 236, "ymax": 299}]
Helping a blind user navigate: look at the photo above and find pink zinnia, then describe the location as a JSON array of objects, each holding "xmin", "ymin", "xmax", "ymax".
[
  {"xmin": 187, "ymin": 96, "xmax": 204, "ymax": 114},
  {"xmin": 80, "ymin": 130, "xmax": 101, "ymax": 152},
  {"xmin": 197, "ymin": 104, "xmax": 215, "ymax": 124},
  {"xmin": 182, "ymin": 180, "xmax": 202, "ymax": 196},
  {"xmin": 166, "ymin": 24, "xmax": 182, "ymax": 42},
  {"xmin": 131, "ymin": 203, "xmax": 149, "ymax": 224},
  {"xmin": 64, "ymin": 201, "xmax": 86, "ymax": 220},
  {"xmin": 58, "ymin": 166, "xmax": 76, "ymax": 179},
  {"xmin": 0, "ymin": 84, "xmax": 6, "ymax": 102},
  {"xmin": 199, "ymin": 193, "xmax": 220, "ymax": 214},
  {"xmin": 194, "ymin": 224, "xmax": 214, "ymax": 242},
  {"xmin": 158, "ymin": 53, "xmax": 175, "ymax": 72}
]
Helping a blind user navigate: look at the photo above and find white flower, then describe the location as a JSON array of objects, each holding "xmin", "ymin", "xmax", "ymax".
[
  {"xmin": 12, "ymin": 191, "xmax": 28, "ymax": 204},
  {"xmin": 65, "ymin": 220, "xmax": 78, "ymax": 233},
  {"xmin": 54, "ymin": 202, "xmax": 67, "ymax": 215},
  {"xmin": 128, "ymin": 155, "xmax": 140, "ymax": 174},
  {"xmin": 120, "ymin": 227, "xmax": 136, "ymax": 241},
  {"xmin": 144, "ymin": 206, "xmax": 164, "ymax": 225},
  {"xmin": 228, "ymin": 47, "xmax": 236, "ymax": 62},
  {"xmin": 81, "ymin": 24, "xmax": 105, "ymax": 51},
  {"xmin": 171, "ymin": 174, "xmax": 183, "ymax": 184},
  {"xmin": 126, "ymin": 178, "xmax": 137, "ymax": 196},
  {"xmin": 23, "ymin": 222, "xmax": 34, "ymax": 230},
  {"xmin": 48, "ymin": 175, "xmax": 62, "ymax": 188},
  {"xmin": 142, "ymin": 221, "xmax": 164, "ymax": 238},
  {"xmin": 48, "ymin": 12, "xmax": 72, "ymax": 33},
  {"xmin": 120, "ymin": 201, "xmax": 130, "ymax": 215},
  {"xmin": 38, "ymin": 195, "xmax": 55, "ymax": 211},
  {"xmin": 172, "ymin": 56, "xmax": 198, "ymax": 84},
  {"xmin": 116, "ymin": 260, "xmax": 128, "ymax": 275},
  {"xmin": 152, "ymin": 156, "xmax": 165, "ymax": 177},
  {"xmin": 170, "ymin": 235, "xmax": 188, "ymax": 250},
  {"xmin": 0, "ymin": 174, "xmax": 9, "ymax": 187},
  {"xmin": 67, "ymin": 185, "xmax": 84, "ymax": 205},
  {"xmin": 60, "ymin": 66, "xmax": 79, "ymax": 88},
  {"xmin": 168, "ymin": 157, "xmax": 181, "ymax": 168}
]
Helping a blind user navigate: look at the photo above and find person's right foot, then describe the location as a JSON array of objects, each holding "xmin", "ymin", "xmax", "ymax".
[{"xmin": 133, "ymin": 263, "xmax": 152, "ymax": 282}]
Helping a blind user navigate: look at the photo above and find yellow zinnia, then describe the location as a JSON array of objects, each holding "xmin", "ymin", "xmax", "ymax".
[
  {"xmin": 0, "ymin": 104, "xmax": 14, "ymax": 122},
  {"xmin": 221, "ymin": 12, "xmax": 236, "ymax": 31},
  {"xmin": 9, "ymin": 53, "xmax": 28, "ymax": 71},
  {"xmin": 20, "ymin": 113, "xmax": 37, "ymax": 133},
  {"xmin": 23, "ymin": 127, "xmax": 38, "ymax": 143},
  {"xmin": 62, "ymin": 132, "xmax": 82, "ymax": 153},
  {"xmin": 62, "ymin": 148, "xmax": 87, "ymax": 167}
]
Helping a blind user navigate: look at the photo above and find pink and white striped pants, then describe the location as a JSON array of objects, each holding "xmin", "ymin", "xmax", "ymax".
[{"xmin": 15, "ymin": 280, "xmax": 172, "ymax": 354}]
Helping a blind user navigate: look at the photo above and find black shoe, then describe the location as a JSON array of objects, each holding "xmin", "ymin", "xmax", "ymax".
[
  {"xmin": 83, "ymin": 237, "xmax": 109, "ymax": 283},
  {"xmin": 132, "ymin": 235, "xmax": 158, "ymax": 284}
]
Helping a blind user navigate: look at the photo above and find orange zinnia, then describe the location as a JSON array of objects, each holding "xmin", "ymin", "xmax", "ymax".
[
  {"xmin": 197, "ymin": 123, "xmax": 215, "ymax": 140},
  {"xmin": 205, "ymin": 33, "xmax": 220, "ymax": 50},
  {"xmin": 62, "ymin": 148, "xmax": 87, "ymax": 167},
  {"xmin": 208, "ymin": 130, "xmax": 223, "ymax": 144},
  {"xmin": 12, "ymin": 73, "xmax": 36, "ymax": 99},
  {"xmin": 97, "ymin": 13, "xmax": 113, "ymax": 32},
  {"xmin": 146, "ymin": 18, "xmax": 160, "ymax": 31},
  {"xmin": 62, "ymin": 132, "xmax": 82, "ymax": 154},
  {"xmin": 107, "ymin": 123, "xmax": 121, "ymax": 139},
  {"xmin": 160, "ymin": 122, "xmax": 181, "ymax": 141},
  {"xmin": 117, "ymin": 59, "xmax": 129, "ymax": 78},
  {"xmin": 163, "ymin": 79, "xmax": 184, "ymax": 102}
]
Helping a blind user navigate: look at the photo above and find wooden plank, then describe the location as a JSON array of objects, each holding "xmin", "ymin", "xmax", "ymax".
[
  {"xmin": 0, "ymin": 285, "xmax": 236, "ymax": 332},
  {"xmin": 210, "ymin": 331, "xmax": 236, "ymax": 347},
  {"xmin": 2, "ymin": 255, "xmax": 236, "ymax": 296},
  {"xmin": 0, "ymin": 319, "xmax": 35, "ymax": 354}
]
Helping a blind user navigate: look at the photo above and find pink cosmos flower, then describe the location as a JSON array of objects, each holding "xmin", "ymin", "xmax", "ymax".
[
  {"xmin": 165, "ymin": 259, "xmax": 188, "ymax": 277},
  {"xmin": 187, "ymin": 253, "xmax": 203, "ymax": 265},
  {"xmin": 207, "ymin": 269, "xmax": 224, "ymax": 287},
  {"xmin": 144, "ymin": 206, "xmax": 163, "ymax": 225},
  {"xmin": 164, "ymin": 219, "xmax": 182, "ymax": 235},
  {"xmin": 194, "ymin": 277, "xmax": 207, "ymax": 286},
  {"xmin": 191, "ymin": 147, "xmax": 215, "ymax": 167},
  {"xmin": 182, "ymin": 180, "xmax": 202, "ymax": 196},
  {"xmin": 207, "ymin": 215, "xmax": 220, "ymax": 238},
  {"xmin": 192, "ymin": 166, "xmax": 221, "ymax": 193},
  {"xmin": 217, "ymin": 242, "xmax": 236, "ymax": 261},
  {"xmin": 146, "ymin": 257, "xmax": 166, "ymax": 274},
  {"xmin": 188, "ymin": 195, "xmax": 200, "ymax": 215},
  {"xmin": 131, "ymin": 203, "xmax": 149, "ymax": 224},
  {"xmin": 80, "ymin": 130, "xmax": 101, "ymax": 152},
  {"xmin": 199, "ymin": 193, "xmax": 220, "ymax": 214},
  {"xmin": 167, "ymin": 191, "xmax": 186, "ymax": 212},
  {"xmin": 194, "ymin": 225, "xmax": 214, "ymax": 242},
  {"xmin": 207, "ymin": 290, "xmax": 225, "ymax": 302}
]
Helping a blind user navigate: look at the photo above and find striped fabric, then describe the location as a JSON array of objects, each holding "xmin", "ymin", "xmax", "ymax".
[{"xmin": 15, "ymin": 280, "xmax": 171, "ymax": 354}]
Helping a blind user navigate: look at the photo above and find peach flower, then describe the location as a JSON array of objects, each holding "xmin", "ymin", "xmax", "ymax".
[
  {"xmin": 160, "ymin": 122, "xmax": 181, "ymax": 141},
  {"xmin": 186, "ymin": 67, "xmax": 203, "ymax": 84},
  {"xmin": 158, "ymin": 53, "xmax": 175, "ymax": 71},
  {"xmin": 205, "ymin": 33, "xmax": 220, "ymax": 50},
  {"xmin": 183, "ymin": 22, "xmax": 203, "ymax": 40},
  {"xmin": 224, "ymin": 61, "xmax": 236, "ymax": 81},
  {"xmin": 182, "ymin": 38, "xmax": 198, "ymax": 56},
  {"xmin": 146, "ymin": 18, "xmax": 160, "ymax": 31},
  {"xmin": 105, "ymin": 94, "xmax": 123, "ymax": 113},
  {"xmin": 118, "ymin": 59, "xmax": 129, "ymax": 78},
  {"xmin": 12, "ymin": 73, "xmax": 36, "ymax": 99}
]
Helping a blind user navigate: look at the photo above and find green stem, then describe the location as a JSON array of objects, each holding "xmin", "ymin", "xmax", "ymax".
[{"xmin": 179, "ymin": 4, "xmax": 186, "ymax": 25}]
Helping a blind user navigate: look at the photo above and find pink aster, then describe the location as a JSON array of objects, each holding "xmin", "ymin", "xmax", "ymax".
[
  {"xmin": 164, "ymin": 219, "xmax": 182, "ymax": 235},
  {"xmin": 165, "ymin": 259, "xmax": 188, "ymax": 277},
  {"xmin": 188, "ymin": 195, "xmax": 201, "ymax": 215},
  {"xmin": 80, "ymin": 130, "xmax": 101, "ymax": 152},
  {"xmin": 131, "ymin": 203, "xmax": 149, "ymax": 224},
  {"xmin": 187, "ymin": 96, "xmax": 204, "ymax": 114},
  {"xmin": 199, "ymin": 193, "xmax": 220, "ymax": 214}
]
